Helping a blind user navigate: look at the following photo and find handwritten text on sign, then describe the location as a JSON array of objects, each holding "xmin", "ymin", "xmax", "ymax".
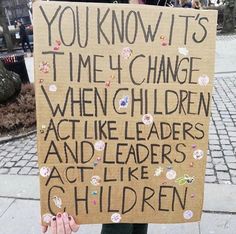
[{"xmin": 34, "ymin": 2, "xmax": 217, "ymax": 224}]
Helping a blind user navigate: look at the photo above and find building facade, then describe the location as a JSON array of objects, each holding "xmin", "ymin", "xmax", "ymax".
[{"xmin": 2, "ymin": 0, "xmax": 31, "ymax": 25}]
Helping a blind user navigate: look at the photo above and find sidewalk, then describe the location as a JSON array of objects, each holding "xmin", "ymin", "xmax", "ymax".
[
  {"xmin": 1, "ymin": 34, "xmax": 236, "ymax": 234},
  {"xmin": 215, "ymin": 34, "xmax": 236, "ymax": 74}
]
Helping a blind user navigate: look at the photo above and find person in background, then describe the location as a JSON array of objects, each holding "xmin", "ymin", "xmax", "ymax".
[
  {"xmin": 179, "ymin": 0, "xmax": 192, "ymax": 7},
  {"xmin": 16, "ymin": 20, "xmax": 33, "ymax": 54},
  {"xmin": 192, "ymin": 0, "xmax": 201, "ymax": 9}
]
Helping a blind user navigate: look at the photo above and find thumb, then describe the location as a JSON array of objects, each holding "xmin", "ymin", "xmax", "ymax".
[{"xmin": 41, "ymin": 225, "xmax": 48, "ymax": 233}]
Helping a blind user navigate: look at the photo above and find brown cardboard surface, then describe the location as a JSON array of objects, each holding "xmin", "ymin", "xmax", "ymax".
[{"xmin": 34, "ymin": 1, "xmax": 217, "ymax": 224}]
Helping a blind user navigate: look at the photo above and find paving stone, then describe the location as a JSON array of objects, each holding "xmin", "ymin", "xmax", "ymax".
[
  {"xmin": 226, "ymin": 127, "xmax": 236, "ymax": 131},
  {"xmin": 10, "ymin": 156, "xmax": 23, "ymax": 162},
  {"xmin": 211, "ymin": 151, "xmax": 223, "ymax": 158},
  {"xmin": 29, "ymin": 168, "xmax": 39, "ymax": 175},
  {"xmin": 11, "ymin": 141, "xmax": 21, "ymax": 146},
  {"xmin": 5, "ymin": 152, "xmax": 16, "ymax": 158},
  {"xmin": 24, "ymin": 146, "xmax": 33, "ymax": 151},
  {"xmin": 9, "ymin": 167, "xmax": 21, "ymax": 175},
  {"xmin": 209, "ymin": 128, "xmax": 217, "ymax": 133},
  {"xmin": 215, "ymin": 164, "xmax": 228, "ymax": 171},
  {"xmin": 205, "ymin": 176, "xmax": 217, "ymax": 183},
  {"xmin": 27, "ymin": 140, "xmax": 36, "ymax": 146},
  {"xmin": 209, "ymin": 145, "xmax": 221, "ymax": 151},
  {"xmin": 0, "ymin": 145, "xmax": 6, "ymax": 150},
  {"xmin": 228, "ymin": 163, "xmax": 236, "ymax": 170},
  {"xmin": 216, "ymin": 125, "xmax": 225, "ymax": 130},
  {"xmin": 220, "ymin": 140, "xmax": 231, "ymax": 145},
  {"xmin": 221, "ymin": 145, "xmax": 233, "ymax": 150},
  {"xmin": 212, "ymin": 117, "xmax": 221, "ymax": 121},
  {"xmin": 15, "ymin": 160, "xmax": 28, "ymax": 167},
  {"xmin": 206, "ymin": 163, "xmax": 213, "ymax": 169},
  {"xmin": 30, "ymin": 156, "xmax": 38, "ymax": 162},
  {"xmin": 205, "ymin": 169, "xmax": 214, "ymax": 175},
  {"xmin": 22, "ymin": 154, "xmax": 33, "ymax": 160},
  {"xmin": 0, "ymin": 168, "xmax": 9, "ymax": 174},
  {"xmin": 0, "ymin": 161, "xmax": 6, "ymax": 167},
  {"xmin": 4, "ymin": 146, "xmax": 15, "ymax": 152},
  {"xmin": 207, "ymin": 156, "xmax": 212, "ymax": 162},
  {"xmin": 213, "ymin": 158, "xmax": 225, "ymax": 165},
  {"xmin": 28, "ymin": 148, "xmax": 37, "ymax": 154},
  {"xmin": 222, "ymin": 118, "xmax": 233, "ymax": 123},
  {"xmin": 229, "ymin": 132, "xmax": 236, "ymax": 137},
  {"xmin": 231, "ymin": 137, "xmax": 236, "ymax": 142},
  {"xmin": 218, "ymin": 130, "xmax": 228, "ymax": 137},
  {"xmin": 4, "ymin": 162, "xmax": 16, "ymax": 168},
  {"xmin": 218, "ymin": 180, "xmax": 232, "ymax": 184},
  {"xmin": 232, "ymin": 177, "xmax": 236, "ymax": 184},
  {"xmin": 229, "ymin": 170, "xmax": 236, "ymax": 177},
  {"xmin": 1, "ymin": 158, "xmax": 11, "ymax": 163},
  {"xmin": 11, "ymin": 148, "xmax": 22, "ymax": 153},
  {"xmin": 17, "ymin": 151, "xmax": 27, "ymax": 156},
  {"xmin": 225, "ymin": 122, "xmax": 234, "ymax": 127},
  {"xmin": 209, "ymin": 138, "xmax": 219, "ymax": 144},
  {"xmin": 224, "ymin": 151, "xmax": 234, "ymax": 156},
  {"xmin": 18, "ymin": 167, "xmax": 32, "ymax": 175},
  {"xmin": 225, "ymin": 157, "xmax": 236, "ymax": 163},
  {"xmin": 26, "ymin": 161, "xmax": 38, "ymax": 167},
  {"xmin": 0, "ymin": 151, "xmax": 8, "ymax": 156},
  {"xmin": 219, "ymin": 135, "xmax": 229, "ymax": 139},
  {"xmin": 216, "ymin": 172, "xmax": 231, "ymax": 180}
]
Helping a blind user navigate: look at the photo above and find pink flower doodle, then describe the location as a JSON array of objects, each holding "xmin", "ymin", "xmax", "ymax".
[{"xmin": 39, "ymin": 61, "xmax": 50, "ymax": 73}]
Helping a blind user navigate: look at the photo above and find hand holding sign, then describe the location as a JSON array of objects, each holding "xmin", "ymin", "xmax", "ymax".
[{"xmin": 42, "ymin": 212, "xmax": 80, "ymax": 234}]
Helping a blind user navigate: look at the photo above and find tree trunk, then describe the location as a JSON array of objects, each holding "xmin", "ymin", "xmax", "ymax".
[
  {"xmin": 0, "ymin": 2, "xmax": 14, "ymax": 51},
  {"xmin": 222, "ymin": 0, "xmax": 236, "ymax": 33}
]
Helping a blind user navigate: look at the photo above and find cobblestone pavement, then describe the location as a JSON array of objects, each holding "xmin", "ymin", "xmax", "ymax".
[
  {"xmin": 207, "ymin": 74, "xmax": 236, "ymax": 184},
  {"xmin": 216, "ymin": 33, "xmax": 236, "ymax": 41},
  {"xmin": 0, "ymin": 74, "xmax": 236, "ymax": 184}
]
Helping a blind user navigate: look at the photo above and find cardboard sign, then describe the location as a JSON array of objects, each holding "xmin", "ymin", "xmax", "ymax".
[{"xmin": 34, "ymin": 1, "xmax": 217, "ymax": 224}]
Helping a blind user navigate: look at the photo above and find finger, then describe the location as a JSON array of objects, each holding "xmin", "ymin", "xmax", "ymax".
[
  {"xmin": 56, "ymin": 213, "xmax": 65, "ymax": 234},
  {"xmin": 69, "ymin": 216, "xmax": 80, "ymax": 232},
  {"xmin": 62, "ymin": 212, "xmax": 71, "ymax": 234},
  {"xmin": 41, "ymin": 225, "xmax": 48, "ymax": 233},
  {"xmin": 50, "ymin": 216, "xmax": 57, "ymax": 234},
  {"xmin": 40, "ymin": 217, "xmax": 48, "ymax": 234}
]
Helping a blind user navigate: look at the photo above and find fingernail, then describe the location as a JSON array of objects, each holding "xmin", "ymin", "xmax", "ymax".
[
  {"xmin": 52, "ymin": 217, "xmax": 56, "ymax": 221},
  {"xmin": 57, "ymin": 213, "xmax": 61, "ymax": 218},
  {"xmin": 68, "ymin": 216, "xmax": 71, "ymax": 221}
]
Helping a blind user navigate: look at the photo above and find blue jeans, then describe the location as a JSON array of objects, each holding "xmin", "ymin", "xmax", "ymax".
[{"xmin": 101, "ymin": 224, "xmax": 148, "ymax": 234}]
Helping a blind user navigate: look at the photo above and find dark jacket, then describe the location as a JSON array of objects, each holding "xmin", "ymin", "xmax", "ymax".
[
  {"xmin": 182, "ymin": 1, "xmax": 192, "ymax": 7},
  {"xmin": 19, "ymin": 24, "xmax": 27, "ymax": 39},
  {"xmin": 145, "ymin": 0, "xmax": 171, "ymax": 6}
]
